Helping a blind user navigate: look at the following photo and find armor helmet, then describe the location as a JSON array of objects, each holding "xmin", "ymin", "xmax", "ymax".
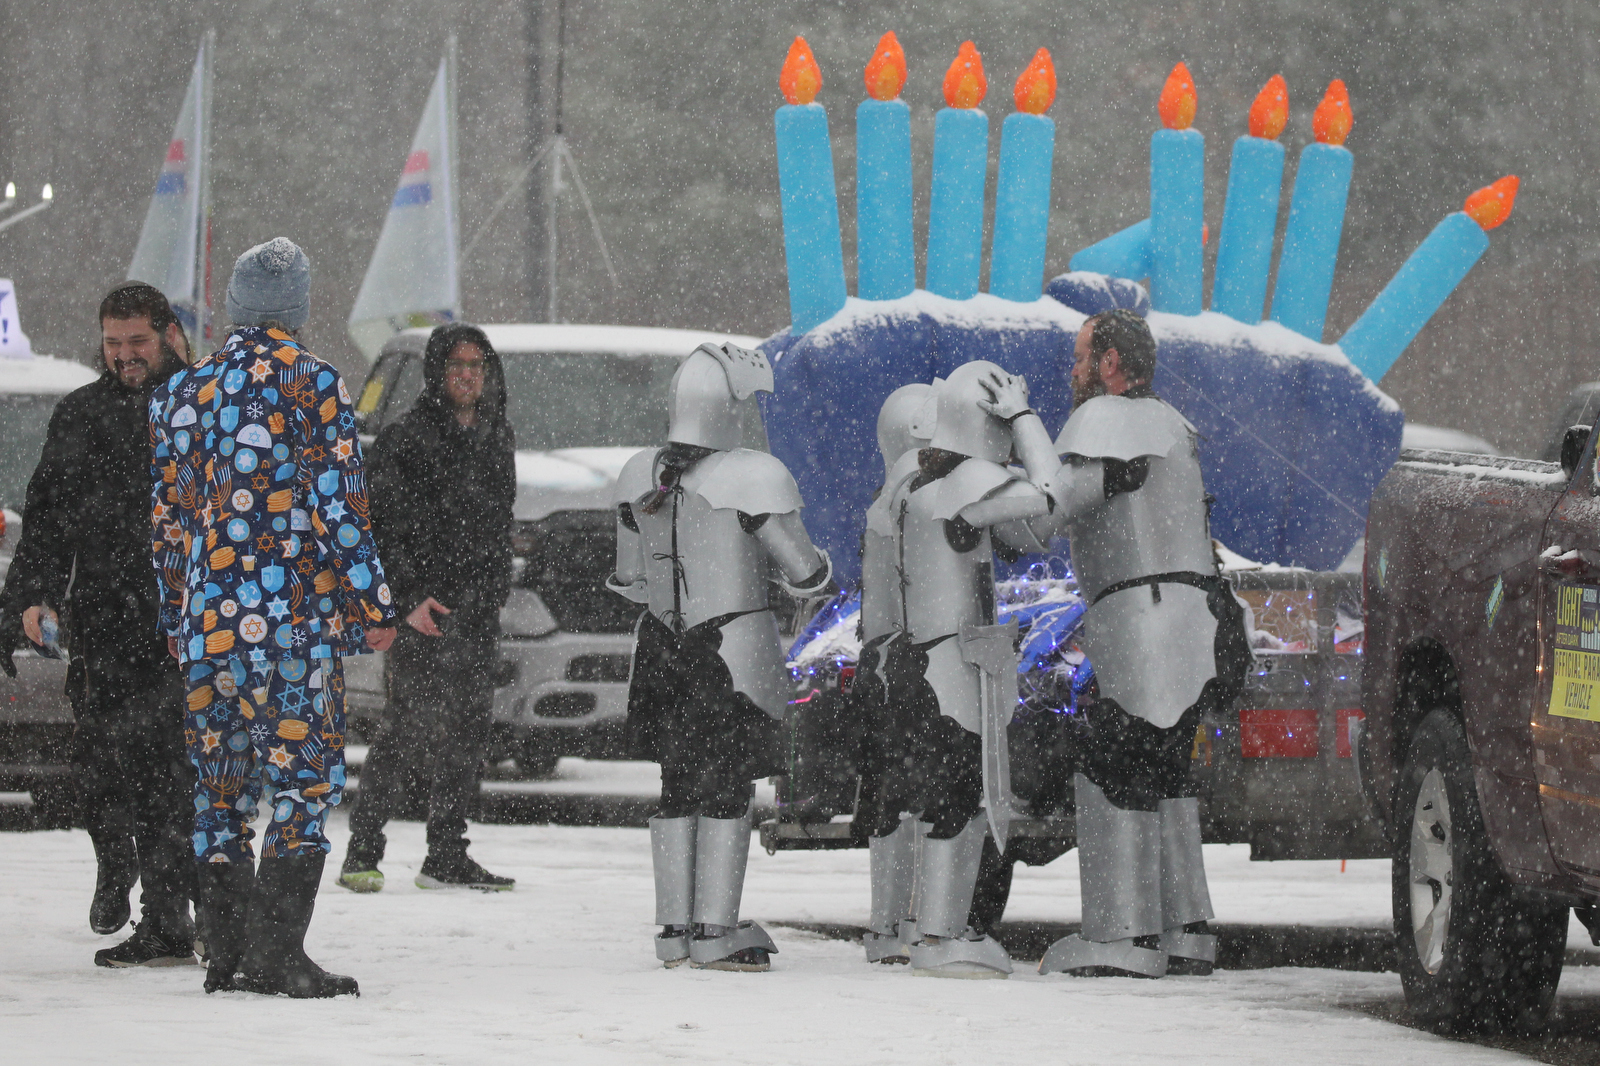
[
  {"xmin": 876, "ymin": 383, "xmax": 935, "ymax": 477},
  {"xmin": 667, "ymin": 342, "xmax": 774, "ymax": 451},
  {"xmin": 927, "ymin": 360, "xmax": 1012, "ymax": 464}
]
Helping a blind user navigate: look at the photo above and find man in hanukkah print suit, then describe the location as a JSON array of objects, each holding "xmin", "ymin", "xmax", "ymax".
[
  {"xmin": 989, "ymin": 309, "xmax": 1249, "ymax": 979},
  {"xmin": 150, "ymin": 237, "xmax": 397, "ymax": 997},
  {"xmin": 608, "ymin": 341, "xmax": 832, "ymax": 972}
]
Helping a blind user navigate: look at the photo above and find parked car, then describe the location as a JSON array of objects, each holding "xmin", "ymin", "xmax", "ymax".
[
  {"xmin": 1361, "ymin": 403, "xmax": 1600, "ymax": 1031},
  {"xmin": 351, "ymin": 323, "xmax": 762, "ymax": 776},
  {"xmin": 0, "ymin": 352, "xmax": 100, "ymax": 819}
]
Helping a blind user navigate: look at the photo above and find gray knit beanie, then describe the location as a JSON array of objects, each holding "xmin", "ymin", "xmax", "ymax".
[{"xmin": 225, "ymin": 237, "xmax": 311, "ymax": 331}]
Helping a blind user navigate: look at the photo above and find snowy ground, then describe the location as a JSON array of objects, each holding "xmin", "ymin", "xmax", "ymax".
[{"xmin": 11, "ymin": 814, "xmax": 1600, "ymax": 1065}]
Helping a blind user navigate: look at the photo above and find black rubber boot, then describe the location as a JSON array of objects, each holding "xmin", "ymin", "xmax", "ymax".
[
  {"xmin": 88, "ymin": 832, "xmax": 139, "ymax": 936},
  {"xmin": 234, "ymin": 853, "xmax": 358, "ymax": 998},
  {"xmin": 93, "ymin": 904, "xmax": 196, "ymax": 968},
  {"xmin": 197, "ymin": 861, "xmax": 255, "ymax": 993}
]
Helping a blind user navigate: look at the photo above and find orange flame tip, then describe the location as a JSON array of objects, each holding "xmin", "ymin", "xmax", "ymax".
[
  {"xmin": 1158, "ymin": 62, "xmax": 1197, "ymax": 130},
  {"xmin": 1312, "ymin": 80, "xmax": 1352, "ymax": 146},
  {"xmin": 943, "ymin": 41, "xmax": 988, "ymax": 109},
  {"xmin": 1013, "ymin": 48, "xmax": 1056, "ymax": 115},
  {"xmin": 864, "ymin": 32, "xmax": 907, "ymax": 101},
  {"xmin": 1464, "ymin": 175, "xmax": 1519, "ymax": 230},
  {"xmin": 1248, "ymin": 74, "xmax": 1288, "ymax": 140},
  {"xmin": 780, "ymin": 37, "xmax": 822, "ymax": 106}
]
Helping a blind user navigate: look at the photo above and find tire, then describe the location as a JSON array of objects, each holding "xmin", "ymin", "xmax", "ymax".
[
  {"xmin": 1392, "ymin": 709, "xmax": 1567, "ymax": 1033},
  {"xmin": 516, "ymin": 740, "xmax": 561, "ymax": 780}
]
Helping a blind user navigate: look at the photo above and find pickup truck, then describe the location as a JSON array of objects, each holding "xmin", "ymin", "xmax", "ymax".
[{"xmin": 1362, "ymin": 428, "xmax": 1600, "ymax": 1032}]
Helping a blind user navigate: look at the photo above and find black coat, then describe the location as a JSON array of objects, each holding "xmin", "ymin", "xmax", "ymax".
[
  {"xmin": 0, "ymin": 371, "xmax": 176, "ymax": 682},
  {"xmin": 367, "ymin": 325, "xmax": 516, "ymax": 622}
]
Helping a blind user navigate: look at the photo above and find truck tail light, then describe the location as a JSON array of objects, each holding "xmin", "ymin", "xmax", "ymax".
[{"xmin": 1240, "ymin": 708, "xmax": 1319, "ymax": 758}]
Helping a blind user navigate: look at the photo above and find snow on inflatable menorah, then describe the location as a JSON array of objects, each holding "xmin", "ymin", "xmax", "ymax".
[{"xmin": 757, "ymin": 36, "xmax": 1519, "ymax": 578}]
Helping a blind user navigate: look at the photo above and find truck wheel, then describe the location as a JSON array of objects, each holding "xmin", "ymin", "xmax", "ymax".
[
  {"xmin": 1392, "ymin": 709, "xmax": 1566, "ymax": 1033},
  {"xmin": 516, "ymin": 741, "xmax": 561, "ymax": 780}
]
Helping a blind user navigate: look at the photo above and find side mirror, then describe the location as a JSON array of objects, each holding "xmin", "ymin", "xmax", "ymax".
[{"xmin": 1561, "ymin": 423, "xmax": 1592, "ymax": 481}]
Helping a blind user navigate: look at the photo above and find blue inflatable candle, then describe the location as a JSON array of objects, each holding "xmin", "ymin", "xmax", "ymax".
[
  {"xmin": 1070, "ymin": 218, "xmax": 1152, "ymax": 280},
  {"xmin": 990, "ymin": 48, "xmax": 1058, "ymax": 302},
  {"xmin": 1149, "ymin": 62, "xmax": 1204, "ymax": 315},
  {"xmin": 926, "ymin": 42, "xmax": 989, "ymax": 300},
  {"xmin": 1270, "ymin": 80, "xmax": 1355, "ymax": 341},
  {"xmin": 855, "ymin": 32, "xmax": 914, "ymax": 301},
  {"xmin": 1212, "ymin": 76, "xmax": 1287, "ymax": 323},
  {"xmin": 1339, "ymin": 176, "xmax": 1519, "ymax": 382},
  {"xmin": 774, "ymin": 37, "xmax": 847, "ymax": 335}
]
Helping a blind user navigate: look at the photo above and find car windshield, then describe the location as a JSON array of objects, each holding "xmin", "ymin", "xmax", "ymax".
[
  {"xmin": 500, "ymin": 351, "xmax": 682, "ymax": 451},
  {"xmin": 0, "ymin": 394, "xmax": 58, "ymax": 509}
]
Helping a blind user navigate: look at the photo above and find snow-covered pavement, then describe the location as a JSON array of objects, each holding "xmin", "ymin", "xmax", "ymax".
[{"xmin": 9, "ymin": 809, "xmax": 1598, "ymax": 1065}]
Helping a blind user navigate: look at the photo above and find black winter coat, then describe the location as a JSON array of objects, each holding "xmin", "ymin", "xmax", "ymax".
[
  {"xmin": 367, "ymin": 325, "xmax": 516, "ymax": 622},
  {"xmin": 0, "ymin": 371, "xmax": 177, "ymax": 682}
]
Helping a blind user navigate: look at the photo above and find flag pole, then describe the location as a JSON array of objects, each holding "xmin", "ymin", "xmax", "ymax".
[
  {"xmin": 199, "ymin": 28, "xmax": 215, "ymax": 344},
  {"xmin": 445, "ymin": 33, "xmax": 461, "ymax": 321}
]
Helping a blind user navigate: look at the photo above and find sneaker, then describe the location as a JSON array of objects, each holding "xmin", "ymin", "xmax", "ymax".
[
  {"xmin": 94, "ymin": 918, "xmax": 197, "ymax": 968},
  {"xmin": 336, "ymin": 858, "xmax": 385, "ymax": 894},
  {"xmin": 414, "ymin": 855, "xmax": 514, "ymax": 891}
]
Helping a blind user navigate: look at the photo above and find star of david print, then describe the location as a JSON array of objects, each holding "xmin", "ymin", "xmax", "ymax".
[{"xmin": 239, "ymin": 615, "xmax": 268, "ymax": 643}]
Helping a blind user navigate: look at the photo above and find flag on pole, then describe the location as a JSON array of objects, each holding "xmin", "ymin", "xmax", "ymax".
[
  {"xmin": 348, "ymin": 42, "xmax": 461, "ymax": 360},
  {"xmin": 129, "ymin": 32, "xmax": 212, "ymax": 339}
]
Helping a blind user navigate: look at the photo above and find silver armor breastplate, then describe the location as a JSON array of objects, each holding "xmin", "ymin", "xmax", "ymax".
[
  {"xmin": 1066, "ymin": 442, "xmax": 1216, "ymax": 602},
  {"xmin": 893, "ymin": 479, "xmax": 994, "ymax": 643},
  {"xmin": 635, "ymin": 483, "xmax": 770, "ymax": 630},
  {"xmin": 860, "ymin": 527, "xmax": 902, "ymax": 644}
]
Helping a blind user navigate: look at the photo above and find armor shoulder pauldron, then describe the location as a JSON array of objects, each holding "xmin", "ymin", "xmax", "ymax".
[
  {"xmin": 694, "ymin": 448, "xmax": 803, "ymax": 515},
  {"xmin": 1054, "ymin": 395, "xmax": 1196, "ymax": 462},
  {"xmin": 929, "ymin": 458, "xmax": 1017, "ymax": 522},
  {"xmin": 615, "ymin": 446, "xmax": 659, "ymax": 505}
]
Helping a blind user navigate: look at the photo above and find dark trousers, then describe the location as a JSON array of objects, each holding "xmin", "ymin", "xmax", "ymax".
[
  {"xmin": 348, "ymin": 619, "xmax": 495, "ymax": 863},
  {"xmin": 70, "ymin": 663, "xmax": 193, "ymax": 916}
]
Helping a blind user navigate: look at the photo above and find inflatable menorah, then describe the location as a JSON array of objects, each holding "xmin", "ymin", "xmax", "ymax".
[{"xmin": 758, "ymin": 34, "xmax": 1518, "ymax": 575}]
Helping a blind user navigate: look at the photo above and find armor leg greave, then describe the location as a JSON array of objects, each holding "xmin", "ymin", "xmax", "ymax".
[
  {"xmin": 1158, "ymin": 797, "xmax": 1213, "ymax": 928},
  {"xmin": 650, "ymin": 816, "xmax": 696, "ymax": 965},
  {"xmin": 1038, "ymin": 775, "xmax": 1165, "ymax": 978},
  {"xmin": 1076, "ymin": 774, "xmax": 1162, "ymax": 942},
  {"xmin": 907, "ymin": 814, "xmax": 1011, "ymax": 979},
  {"xmin": 865, "ymin": 817, "xmax": 916, "ymax": 963},
  {"xmin": 688, "ymin": 812, "xmax": 777, "ymax": 970},
  {"xmin": 1158, "ymin": 797, "xmax": 1217, "ymax": 974}
]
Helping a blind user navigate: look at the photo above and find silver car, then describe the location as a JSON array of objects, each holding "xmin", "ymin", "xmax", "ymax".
[
  {"xmin": 0, "ymin": 353, "xmax": 101, "ymax": 818},
  {"xmin": 351, "ymin": 323, "xmax": 763, "ymax": 776}
]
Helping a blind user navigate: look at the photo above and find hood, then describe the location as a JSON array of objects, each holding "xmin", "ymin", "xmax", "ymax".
[{"xmin": 413, "ymin": 322, "xmax": 510, "ymax": 436}]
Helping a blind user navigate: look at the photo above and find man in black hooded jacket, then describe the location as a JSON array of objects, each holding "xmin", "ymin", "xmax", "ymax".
[
  {"xmin": 342, "ymin": 323, "xmax": 517, "ymax": 892},
  {"xmin": 0, "ymin": 283, "xmax": 194, "ymax": 966}
]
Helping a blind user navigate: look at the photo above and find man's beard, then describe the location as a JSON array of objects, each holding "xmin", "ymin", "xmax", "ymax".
[
  {"xmin": 1072, "ymin": 363, "xmax": 1107, "ymax": 410},
  {"xmin": 113, "ymin": 340, "xmax": 181, "ymax": 392}
]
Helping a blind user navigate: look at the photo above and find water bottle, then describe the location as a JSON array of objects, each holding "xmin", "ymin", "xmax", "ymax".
[{"xmin": 37, "ymin": 610, "xmax": 62, "ymax": 660}]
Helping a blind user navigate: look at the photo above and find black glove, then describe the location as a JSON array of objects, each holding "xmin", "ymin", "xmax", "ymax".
[{"xmin": 0, "ymin": 616, "xmax": 21, "ymax": 678}]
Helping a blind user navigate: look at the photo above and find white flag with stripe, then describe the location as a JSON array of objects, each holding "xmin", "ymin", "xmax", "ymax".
[
  {"xmin": 348, "ymin": 48, "xmax": 461, "ymax": 360},
  {"xmin": 128, "ymin": 34, "xmax": 211, "ymax": 337}
]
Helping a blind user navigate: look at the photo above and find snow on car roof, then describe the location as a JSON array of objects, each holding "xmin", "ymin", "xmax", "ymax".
[
  {"xmin": 400, "ymin": 323, "xmax": 762, "ymax": 356},
  {"xmin": 0, "ymin": 354, "xmax": 98, "ymax": 394}
]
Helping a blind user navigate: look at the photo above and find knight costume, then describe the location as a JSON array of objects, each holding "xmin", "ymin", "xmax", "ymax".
[
  {"xmin": 879, "ymin": 361, "xmax": 1054, "ymax": 979},
  {"xmin": 608, "ymin": 342, "xmax": 831, "ymax": 972},
  {"xmin": 1015, "ymin": 389, "xmax": 1248, "ymax": 979},
  {"xmin": 855, "ymin": 383, "xmax": 933, "ymax": 965}
]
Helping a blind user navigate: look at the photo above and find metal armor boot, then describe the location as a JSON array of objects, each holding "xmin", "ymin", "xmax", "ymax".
[
  {"xmin": 1159, "ymin": 797, "xmax": 1217, "ymax": 975},
  {"xmin": 907, "ymin": 815, "xmax": 1012, "ymax": 979},
  {"xmin": 651, "ymin": 816, "xmax": 695, "ymax": 967},
  {"xmin": 688, "ymin": 814, "xmax": 777, "ymax": 972},
  {"xmin": 1039, "ymin": 775, "xmax": 1167, "ymax": 979},
  {"xmin": 864, "ymin": 817, "xmax": 916, "ymax": 963}
]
